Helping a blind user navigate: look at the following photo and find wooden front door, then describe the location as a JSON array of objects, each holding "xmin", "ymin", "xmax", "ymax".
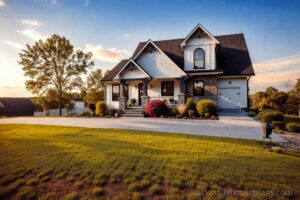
[{"xmin": 138, "ymin": 83, "xmax": 144, "ymax": 106}]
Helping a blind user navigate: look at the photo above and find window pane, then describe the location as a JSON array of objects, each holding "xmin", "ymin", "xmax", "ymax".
[
  {"xmin": 194, "ymin": 48, "xmax": 205, "ymax": 69},
  {"xmin": 112, "ymin": 85, "xmax": 120, "ymax": 101},
  {"xmin": 161, "ymin": 81, "xmax": 174, "ymax": 96},
  {"xmin": 193, "ymin": 81, "xmax": 204, "ymax": 96}
]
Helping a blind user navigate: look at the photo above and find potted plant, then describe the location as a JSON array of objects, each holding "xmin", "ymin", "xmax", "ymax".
[
  {"xmin": 130, "ymin": 98, "xmax": 137, "ymax": 106},
  {"xmin": 169, "ymin": 97, "xmax": 174, "ymax": 104}
]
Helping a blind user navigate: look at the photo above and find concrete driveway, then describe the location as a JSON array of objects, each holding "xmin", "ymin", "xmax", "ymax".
[{"xmin": 0, "ymin": 111, "xmax": 286, "ymax": 142}]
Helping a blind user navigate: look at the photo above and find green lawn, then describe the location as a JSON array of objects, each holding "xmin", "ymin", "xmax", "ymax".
[{"xmin": 0, "ymin": 124, "xmax": 299, "ymax": 200}]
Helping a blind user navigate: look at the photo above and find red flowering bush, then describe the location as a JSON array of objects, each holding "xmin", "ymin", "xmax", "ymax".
[
  {"xmin": 87, "ymin": 103, "xmax": 96, "ymax": 115},
  {"xmin": 145, "ymin": 100, "xmax": 167, "ymax": 117}
]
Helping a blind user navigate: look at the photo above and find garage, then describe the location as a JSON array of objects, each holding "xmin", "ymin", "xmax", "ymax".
[{"xmin": 218, "ymin": 88, "xmax": 241, "ymax": 109}]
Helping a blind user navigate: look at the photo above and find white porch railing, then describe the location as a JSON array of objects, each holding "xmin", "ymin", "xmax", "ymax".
[{"xmin": 149, "ymin": 96, "xmax": 178, "ymax": 105}]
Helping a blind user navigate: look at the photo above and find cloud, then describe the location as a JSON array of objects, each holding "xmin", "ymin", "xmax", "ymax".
[
  {"xmin": 18, "ymin": 29, "xmax": 47, "ymax": 41},
  {"xmin": 0, "ymin": 0, "xmax": 5, "ymax": 7},
  {"xmin": 253, "ymin": 54, "xmax": 300, "ymax": 73},
  {"xmin": 1, "ymin": 40, "xmax": 24, "ymax": 49},
  {"xmin": 0, "ymin": 86, "xmax": 32, "ymax": 97},
  {"xmin": 123, "ymin": 33, "xmax": 130, "ymax": 39},
  {"xmin": 84, "ymin": 44, "xmax": 131, "ymax": 62},
  {"xmin": 250, "ymin": 53, "xmax": 300, "ymax": 92},
  {"xmin": 21, "ymin": 19, "xmax": 41, "ymax": 27}
]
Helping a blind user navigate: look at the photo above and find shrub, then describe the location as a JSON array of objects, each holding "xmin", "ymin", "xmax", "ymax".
[
  {"xmin": 87, "ymin": 103, "xmax": 96, "ymax": 114},
  {"xmin": 176, "ymin": 114, "xmax": 181, "ymax": 118},
  {"xmin": 73, "ymin": 181, "xmax": 83, "ymax": 189},
  {"xmin": 204, "ymin": 113, "xmax": 211, "ymax": 118},
  {"xmin": 286, "ymin": 123, "xmax": 300, "ymax": 133},
  {"xmin": 95, "ymin": 101, "xmax": 107, "ymax": 117},
  {"xmin": 130, "ymin": 98, "xmax": 137, "ymax": 105},
  {"xmin": 109, "ymin": 108, "xmax": 116, "ymax": 116},
  {"xmin": 185, "ymin": 98, "xmax": 196, "ymax": 112},
  {"xmin": 273, "ymin": 128, "xmax": 284, "ymax": 134},
  {"xmin": 271, "ymin": 121, "xmax": 285, "ymax": 130},
  {"xmin": 145, "ymin": 100, "xmax": 167, "ymax": 117},
  {"xmin": 149, "ymin": 184, "xmax": 161, "ymax": 195},
  {"xmin": 258, "ymin": 109, "xmax": 276, "ymax": 120},
  {"xmin": 259, "ymin": 111, "xmax": 284, "ymax": 123},
  {"xmin": 188, "ymin": 110, "xmax": 195, "ymax": 117},
  {"xmin": 176, "ymin": 104, "xmax": 186, "ymax": 117},
  {"xmin": 196, "ymin": 100, "xmax": 217, "ymax": 116},
  {"xmin": 116, "ymin": 110, "xmax": 122, "ymax": 117},
  {"xmin": 61, "ymin": 192, "xmax": 79, "ymax": 200},
  {"xmin": 92, "ymin": 187, "xmax": 104, "ymax": 196},
  {"xmin": 168, "ymin": 107, "xmax": 178, "ymax": 117},
  {"xmin": 131, "ymin": 192, "xmax": 142, "ymax": 200},
  {"xmin": 284, "ymin": 115, "xmax": 300, "ymax": 124}
]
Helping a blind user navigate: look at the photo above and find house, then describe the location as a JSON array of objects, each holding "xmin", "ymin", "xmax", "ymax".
[
  {"xmin": 71, "ymin": 98, "xmax": 85, "ymax": 109},
  {"xmin": 0, "ymin": 98, "xmax": 36, "ymax": 116},
  {"xmin": 102, "ymin": 24, "xmax": 255, "ymax": 114}
]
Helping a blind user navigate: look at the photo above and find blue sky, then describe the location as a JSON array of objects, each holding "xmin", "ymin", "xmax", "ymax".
[{"xmin": 0, "ymin": 0, "xmax": 300, "ymax": 96}]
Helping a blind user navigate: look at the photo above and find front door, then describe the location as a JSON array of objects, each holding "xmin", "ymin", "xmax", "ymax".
[{"xmin": 138, "ymin": 83, "xmax": 144, "ymax": 106}]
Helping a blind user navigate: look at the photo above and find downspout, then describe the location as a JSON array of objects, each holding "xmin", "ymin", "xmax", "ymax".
[{"xmin": 247, "ymin": 76, "xmax": 250, "ymax": 109}]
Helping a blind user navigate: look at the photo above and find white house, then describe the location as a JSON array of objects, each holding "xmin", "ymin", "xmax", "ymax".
[{"xmin": 102, "ymin": 24, "xmax": 255, "ymax": 115}]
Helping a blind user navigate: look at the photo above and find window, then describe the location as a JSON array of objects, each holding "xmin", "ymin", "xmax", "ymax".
[
  {"xmin": 124, "ymin": 84, "xmax": 129, "ymax": 98},
  {"xmin": 193, "ymin": 81, "xmax": 204, "ymax": 96},
  {"xmin": 161, "ymin": 81, "xmax": 174, "ymax": 96},
  {"xmin": 194, "ymin": 48, "xmax": 205, "ymax": 69},
  {"xmin": 112, "ymin": 85, "xmax": 120, "ymax": 101}
]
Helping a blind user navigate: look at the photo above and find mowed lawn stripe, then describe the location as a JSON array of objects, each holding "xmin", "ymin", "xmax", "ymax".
[{"xmin": 0, "ymin": 124, "xmax": 299, "ymax": 199}]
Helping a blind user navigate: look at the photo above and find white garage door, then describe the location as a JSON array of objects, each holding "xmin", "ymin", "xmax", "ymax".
[{"xmin": 218, "ymin": 88, "xmax": 241, "ymax": 109}]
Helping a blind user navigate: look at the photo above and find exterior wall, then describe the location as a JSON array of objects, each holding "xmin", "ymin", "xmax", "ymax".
[
  {"xmin": 136, "ymin": 50, "xmax": 185, "ymax": 78},
  {"xmin": 105, "ymin": 84, "xmax": 119, "ymax": 109},
  {"xmin": 147, "ymin": 79, "xmax": 180, "ymax": 102},
  {"xmin": 184, "ymin": 36, "xmax": 216, "ymax": 71},
  {"xmin": 119, "ymin": 67, "xmax": 146, "ymax": 79},
  {"xmin": 185, "ymin": 76, "xmax": 218, "ymax": 103},
  {"xmin": 217, "ymin": 78, "xmax": 248, "ymax": 109},
  {"xmin": 73, "ymin": 101, "xmax": 84, "ymax": 108}
]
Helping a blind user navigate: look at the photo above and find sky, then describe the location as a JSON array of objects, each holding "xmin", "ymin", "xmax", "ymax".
[{"xmin": 0, "ymin": 0, "xmax": 300, "ymax": 97}]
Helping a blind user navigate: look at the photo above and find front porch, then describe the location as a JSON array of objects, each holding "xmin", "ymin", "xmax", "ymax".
[{"xmin": 118, "ymin": 77, "xmax": 186, "ymax": 112}]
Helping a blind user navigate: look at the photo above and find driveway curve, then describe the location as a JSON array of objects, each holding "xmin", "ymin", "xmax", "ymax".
[{"xmin": 0, "ymin": 110, "xmax": 286, "ymax": 142}]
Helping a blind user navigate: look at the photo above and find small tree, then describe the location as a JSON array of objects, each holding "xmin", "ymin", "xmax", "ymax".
[{"xmin": 19, "ymin": 34, "xmax": 94, "ymax": 116}]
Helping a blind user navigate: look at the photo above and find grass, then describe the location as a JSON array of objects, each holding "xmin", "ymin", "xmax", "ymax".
[{"xmin": 0, "ymin": 124, "xmax": 299, "ymax": 199}]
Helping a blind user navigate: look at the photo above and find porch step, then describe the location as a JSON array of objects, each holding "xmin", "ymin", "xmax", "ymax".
[
  {"xmin": 124, "ymin": 109, "xmax": 144, "ymax": 113},
  {"xmin": 121, "ymin": 113, "xmax": 145, "ymax": 117}
]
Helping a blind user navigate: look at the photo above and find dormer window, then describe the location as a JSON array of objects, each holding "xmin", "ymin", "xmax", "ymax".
[{"xmin": 194, "ymin": 48, "xmax": 205, "ymax": 69}]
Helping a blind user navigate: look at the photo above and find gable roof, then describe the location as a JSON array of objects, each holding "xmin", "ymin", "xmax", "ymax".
[
  {"xmin": 0, "ymin": 98, "xmax": 36, "ymax": 116},
  {"xmin": 102, "ymin": 33, "xmax": 254, "ymax": 81},
  {"xmin": 179, "ymin": 24, "xmax": 220, "ymax": 51},
  {"xmin": 112, "ymin": 59, "xmax": 151, "ymax": 80}
]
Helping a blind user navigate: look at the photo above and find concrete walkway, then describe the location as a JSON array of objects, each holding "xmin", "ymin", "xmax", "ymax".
[{"xmin": 0, "ymin": 111, "xmax": 286, "ymax": 142}]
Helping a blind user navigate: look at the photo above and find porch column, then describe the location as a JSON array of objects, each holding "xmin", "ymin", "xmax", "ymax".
[
  {"xmin": 178, "ymin": 77, "xmax": 186, "ymax": 105},
  {"xmin": 119, "ymin": 80, "xmax": 126, "ymax": 112},
  {"xmin": 141, "ymin": 78, "xmax": 149, "ymax": 108}
]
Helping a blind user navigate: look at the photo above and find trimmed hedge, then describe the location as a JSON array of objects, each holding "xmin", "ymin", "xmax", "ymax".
[
  {"xmin": 258, "ymin": 109, "xmax": 284, "ymax": 123},
  {"xmin": 284, "ymin": 115, "xmax": 300, "ymax": 124},
  {"xmin": 286, "ymin": 123, "xmax": 300, "ymax": 133},
  {"xmin": 145, "ymin": 100, "xmax": 167, "ymax": 117},
  {"xmin": 196, "ymin": 100, "xmax": 217, "ymax": 116},
  {"xmin": 95, "ymin": 101, "xmax": 107, "ymax": 117}
]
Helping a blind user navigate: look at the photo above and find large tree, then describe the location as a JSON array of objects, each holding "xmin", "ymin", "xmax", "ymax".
[
  {"xmin": 19, "ymin": 34, "xmax": 94, "ymax": 116},
  {"xmin": 83, "ymin": 69, "xmax": 110, "ymax": 103}
]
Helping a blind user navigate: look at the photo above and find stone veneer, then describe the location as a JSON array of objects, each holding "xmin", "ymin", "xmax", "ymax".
[{"xmin": 185, "ymin": 75, "xmax": 218, "ymax": 103}]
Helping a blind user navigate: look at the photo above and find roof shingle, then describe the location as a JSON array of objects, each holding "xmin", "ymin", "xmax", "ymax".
[{"xmin": 102, "ymin": 33, "xmax": 254, "ymax": 81}]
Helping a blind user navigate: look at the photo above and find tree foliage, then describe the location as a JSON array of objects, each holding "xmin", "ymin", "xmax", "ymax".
[
  {"xmin": 250, "ymin": 79, "xmax": 300, "ymax": 115},
  {"xmin": 19, "ymin": 34, "xmax": 94, "ymax": 115}
]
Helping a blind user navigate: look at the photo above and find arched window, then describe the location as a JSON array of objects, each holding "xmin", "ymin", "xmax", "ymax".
[{"xmin": 194, "ymin": 48, "xmax": 205, "ymax": 69}]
